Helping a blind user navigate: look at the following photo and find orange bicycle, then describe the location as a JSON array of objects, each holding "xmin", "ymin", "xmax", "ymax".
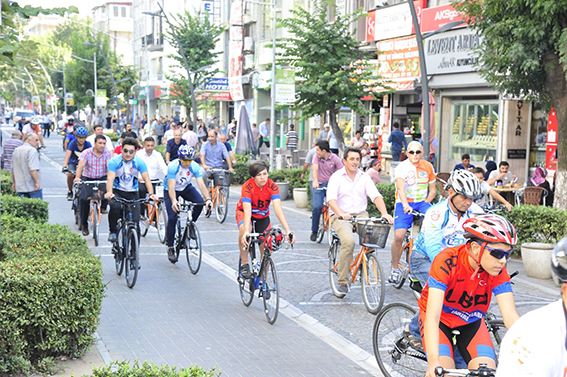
[
  {"xmin": 139, "ymin": 180, "xmax": 167, "ymax": 244},
  {"xmin": 204, "ymin": 168, "xmax": 231, "ymax": 223}
]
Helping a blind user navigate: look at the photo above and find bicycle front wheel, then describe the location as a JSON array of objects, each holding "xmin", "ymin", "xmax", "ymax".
[
  {"xmin": 373, "ymin": 303, "xmax": 427, "ymax": 377},
  {"xmin": 215, "ymin": 187, "xmax": 229, "ymax": 223},
  {"xmin": 238, "ymin": 255, "xmax": 254, "ymax": 307},
  {"xmin": 316, "ymin": 212, "xmax": 326, "ymax": 243},
  {"xmin": 185, "ymin": 222, "xmax": 202, "ymax": 274},
  {"xmin": 156, "ymin": 203, "xmax": 167, "ymax": 244},
  {"xmin": 328, "ymin": 241, "xmax": 342, "ymax": 298},
  {"xmin": 124, "ymin": 227, "xmax": 139, "ymax": 289},
  {"xmin": 262, "ymin": 256, "xmax": 279, "ymax": 325},
  {"xmin": 92, "ymin": 202, "xmax": 99, "ymax": 247},
  {"xmin": 114, "ymin": 229, "xmax": 124, "ymax": 276},
  {"xmin": 74, "ymin": 198, "xmax": 80, "ymax": 226},
  {"xmin": 361, "ymin": 252, "xmax": 385, "ymax": 314}
]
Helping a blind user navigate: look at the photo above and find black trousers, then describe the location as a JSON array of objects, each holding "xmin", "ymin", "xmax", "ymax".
[{"xmin": 109, "ymin": 190, "xmax": 140, "ymax": 234}]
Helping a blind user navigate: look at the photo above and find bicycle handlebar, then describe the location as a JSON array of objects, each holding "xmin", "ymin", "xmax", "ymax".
[
  {"xmin": 343, "ymin": 216, "xmax": 390, "ymax": 224},
  {"xmin": 177, "ymin": 201, "xmax": 205, "ymax": 211},
  {"xmin": 435, "ymin": 365, "xmax": 495, "ymax": 376},
  {"xmin": 408, "ymin": 209, "xmax": 425, "ymax": 217},
  {"xmin": 111, "ymin": 196, "xmax": 149, "ymax": 206}
]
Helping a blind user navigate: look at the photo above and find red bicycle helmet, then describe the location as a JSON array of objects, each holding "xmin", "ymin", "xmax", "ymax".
[
  {"xmin": 263, "ymin": 227, "xmax": 285, "ymax": 252},
  {"xmin": 463, "ymin": 214, "xmax": 517, "ymax": 245}
]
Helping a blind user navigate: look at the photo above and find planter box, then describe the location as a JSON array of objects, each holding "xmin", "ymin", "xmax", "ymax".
[
  {"xmin": 521, "ymin": 242, "xmax": 554, "ymax": 279},
  {"xmin": 293, "ymin": 187, "xmax": 308, "ymax": 208},
  {"xmin": 277, "ymin": 182, "xmax": 289, "ymax": 201}
]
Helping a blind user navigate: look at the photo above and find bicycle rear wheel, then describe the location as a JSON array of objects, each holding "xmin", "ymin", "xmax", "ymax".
[
  {"xmin": 361, "ymin": 252, "xmax": 385, "ymax": 314},
  {"xmin": 373, "ymin": 303, "xmax": 427, "ymax": 377},
  {"xmin": 238, "ymin": 255, "xmax": 254, "ymax": 307},
  {"xmin": 156, "ymin": 202, "xmax": 167, "ymax": 244},
  {"xmin": 262, "ymin": 256, "xmax": 279, "ymax": 325},
  {"xmin": 124, "ymin": 227, "xmax": 140, "ymax": 288},
  {"xmin": 139, "ymin": 204, "xmax": 150, "ymax": 237},
  {"xmin": 316, "ymin": 212, "xmax": 326, "ymax": 243},
  {"xmin": 92, "ymin": 202, "xmax": 100, "ymax": 247},
  {"xmin": 73, "ymin": 197, "xmax": 80, "ymax": 226},
  {"xmin": 185, "ymin": 222, "xmax": 202, "ymax": 274},
  {"xmin": 328, "ymin": 240, "xmax": 343, "ymax": 298},
  {"xmin": 215, "ymin": 187, "xmax": 229, "ymax": 223}
]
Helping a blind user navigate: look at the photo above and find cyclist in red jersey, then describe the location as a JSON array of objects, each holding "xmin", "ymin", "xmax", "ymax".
[
  {"xmin": 236, "ymin": 161, "xmax": 295, "ymax": 278},
  {"xmin": 419, "ymin": 214, "xmax": 520, "ymax": 377}
]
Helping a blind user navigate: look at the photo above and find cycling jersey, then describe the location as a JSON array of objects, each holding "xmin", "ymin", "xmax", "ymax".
[
  {"xmin": 394, "ymin": 159, "xmax": 436, "ymax": 203},
  {"xmin": 418, "ymin": 244, "xmax": 513, "ymax": 328},
  {"xmin": 496, "ymin": 299, "xmax": 567, "ymax": 377},
  {"xmin": 236, "ymin": 178, "xmax": 280, "ymax": 219},
  {"xmin": 413, "ymin": 199, "xmax": 484, "ymax": 261},
  {"xmin": 163, "ymin": 159, "xmax": 203, "ymax": 191},
  {"xmin": 107, "ymin": 155, "xmax": 148, "ymax": 192}
]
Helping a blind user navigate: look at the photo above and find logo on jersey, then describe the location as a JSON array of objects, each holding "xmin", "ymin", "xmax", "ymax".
[
  {"xmin": 430, "ymin": 209, "xmax": 440, "ymax": 222},
  {"xmin": 405, "ymin": 171, "xmax": 417, "ymax": 186},
  {"xmin": 419, "ymin": 171, "xmax": 427, "ymax": 178}
]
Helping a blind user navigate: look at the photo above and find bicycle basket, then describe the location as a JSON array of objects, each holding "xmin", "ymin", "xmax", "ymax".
[
  {"xmin": 356, "ymin": 222, "xmax": 390, "ymax": 248},
  {"xmin": 219, "ymin": 171, "xmax": 233, "ymax": 187}
]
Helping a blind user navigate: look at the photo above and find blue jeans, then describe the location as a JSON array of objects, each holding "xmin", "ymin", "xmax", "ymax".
[
  {"xmin": 392, "ymin": 149, "xmax": 402, "ymax": 162},
  {"xmin": 17, "ymin": 189, "xmax": 43, "ymax": 200},
  {"xmin": 311, "ymin": 182, "xmax": 327, "ymax": 233}
]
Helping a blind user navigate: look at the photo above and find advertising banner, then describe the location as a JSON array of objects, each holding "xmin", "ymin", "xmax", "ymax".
[
  {"xmin": 228, "ymin": 1, "xmax": 244, "ymax": 101},
  {"xmin": 96, "ymin": 89, "xmax": 107, "ymax": 107},
  {"xmin": 376, "ymin": 36, "xmax": 420, "ymax": 91},
  {"xmin": 366, "ymin": 10, "xmax": 375, "ymax": 42},
  {"xmin": 275, "ymin": 69, "xmax": 295, "ymax": 103},
  {"xmin": 196, "ymin": 78, "xmax": 232, "ymax": 101},
  {"xmin": 546, "ymin": 108, "xmax": 558, "ymax": 171},
  {"xmin": 425, "ymin": 28, "xmax": 482, "ymax": 75},
  {"xmin": 420, "ymin": 4, "xmax": 465, "ymax": 34},
  {"xmin": 373, "ymin": 1, "xmax": 425, "ymax": 42}
]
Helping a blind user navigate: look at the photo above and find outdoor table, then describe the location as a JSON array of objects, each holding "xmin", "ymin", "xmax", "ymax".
[{"xmin": 492, "ymin": 184, "xmax": 523, "ymax": 206}]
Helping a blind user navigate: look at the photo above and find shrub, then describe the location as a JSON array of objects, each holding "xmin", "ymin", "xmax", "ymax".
[
  {"xmin": 155, "ymin": 144, "xmax": 167, "ymax": 161},
  {"xmin": 367, "ymin": 182, "xmax": 396, "ymax": 217},
  {"xmin": 0, "ymin": 195, "xmax": 48, "ymax": 222},
  {"xmin": 1, "ymin": 169, "xmax": 16, "ymax": 196},
  {"xmin": 0, "ymin": 254, "xmax": 104, "ymax": 373},
  {"xmin": 233, "ymin": 154, "xmax": 252, "ymax": 184},
  {"xmin": 502, "ymin": 205, "xmax": 567, "ymax": 246},
  {"xmin": 92, "ymin": 360, "xmax": 217, "ymax": 377},
  {"xmin": 106, "ymin": 132, "xmax": 120, "ymax": 142}
]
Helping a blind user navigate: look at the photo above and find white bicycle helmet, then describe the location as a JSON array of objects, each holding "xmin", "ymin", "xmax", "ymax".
[
  {"xmin": 551, "ymin": 236, "xmax": 567, "ymax": 284},
  {"xmin": 448, "ymin": 169, "xmax": 482, "ymax": 200},
  {"xmin": 30, "ymin": 116, "xmax": 42, "ymax": 125}
]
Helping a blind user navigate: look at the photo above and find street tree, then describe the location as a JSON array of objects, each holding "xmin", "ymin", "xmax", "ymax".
[
  {"xmin": 277, "ymin": 0, "xmax": 383, "ymax": 151},
  {"xmin": 164, "ymin": 10, "xmax": 225, "ymax": 122},
  {"xmin": 455, "ymin": 0, "xmax": 567, "ymax": 209}
]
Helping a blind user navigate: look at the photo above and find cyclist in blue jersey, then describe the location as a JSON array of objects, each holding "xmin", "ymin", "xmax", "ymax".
[
  {"xmin": 164, "ymin": 145, "xmax": 212, "ymax": 263},
  {"xmin": 104, "ymin": 137, "xmax": 158, "ymax": 243}
]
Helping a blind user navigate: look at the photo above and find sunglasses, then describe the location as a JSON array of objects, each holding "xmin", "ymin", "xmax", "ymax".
[
  {"xmin": 407, "ymin": 150, "xmax": 423, "ymax": 155},
  {"xmin": 122, "ymin": 149, "xmax": 136, "ymax": 155},
  {"xmin": 483, "ymin": 243, "xmax": 512, "ymax": 260}
]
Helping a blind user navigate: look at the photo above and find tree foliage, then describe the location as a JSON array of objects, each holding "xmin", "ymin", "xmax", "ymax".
[
  {"xmin": 277, "ymin": 0, "xmax": 382, "ymax": 150},
  {"xmin": 164, "ymin": 11, "xmax": 225, "ymax": 121},
  {"xmin": 454, "ymin": 0, "xmax": 567, "ymax": 209}
]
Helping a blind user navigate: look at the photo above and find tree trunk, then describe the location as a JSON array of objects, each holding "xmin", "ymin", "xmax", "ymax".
[
  {"xmin": 543, "ymin": 52, "xmax": 567, "ymax": 210},
  {"xmin": 329, "ymin": 102, "xmax": 345, "ymax": 156}
]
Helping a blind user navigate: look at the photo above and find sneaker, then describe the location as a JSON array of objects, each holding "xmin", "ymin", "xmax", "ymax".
[
  {"xmin": 82, "ymin": 227, "xmax": 89, "ymax": 236},
  {"xmin": 240, "ymin": 264, "xmax": 252, "ymax": 279},
  {"xmin": 108, "ymin": 233, "xmax": 117, "ymax": 243},
  {"xmin": 337, "ymin": 284, "xmax": 349, "ymax": 297},
  {"xmin": 189, "ymin": 225, "xmax": 197, "ymax": 240},
  {"xmin": 101, "ymin": 208, "xmax": 108, "ymax": 215},
  {"xmin": 67, "ymin": 191, "xmax": 73, "ymax": 201},
  {"xmin": 167, "ymin": 247, "xmax": 177, "ymax": 263},
  {"xmin": 310, "ymin": 232, "xmax": 317, "ymax": 242},
  {"xmin": 388, "ymin": 269, "xmax": 402, "ymax": 286}
]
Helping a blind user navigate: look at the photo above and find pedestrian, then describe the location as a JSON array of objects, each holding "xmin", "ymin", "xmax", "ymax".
[
  {"xmin": 165, "ymin": 129, "xmax": 187, "ymax": 164},
  {"xmin": 319, "ymin": 123, "xmax": 330, "ymax": 141},
  {"xmin": 388, "ymin": 122, "xmax": 407, "ymax": 162},
  {"xmin": 133, "ymin": 114, "xmax": 142, "ymax": 134},
  {"xmin": 219, "ymin": 120, "xmax": 228, "ymax": 136},
  {"xmin": 251, "ymin": 123, "xmax": 260, "ymax": 157},
  {"xmin": 182, "ymin": 124, "xmax": 199, "ymax": 148},
  {"xmin": 259, "ymin": 118, "xmax": 270, "ymax": 150},
  {"xmin": 155, "ymin": 116, "xmax": 165, "ymax": 145},
  {"xmin": 327, "ymin": 126, "xmax": 339, "ymax": 155},
  {"xmin": 218, "ymin": 133, "xmax": 237, "ymax": 167},
  {"xmin": 11, "ymin": 133, "xmax": 42, "ymax": 199},
  {"xmin": 1, "ymin": 129, "xmax": 23, "ymax": 171},
  {"xmin": 366, "ymin": 158, "xmax": 382, "ymax": 184},
  {"xmin": 350, "ymin": 130, "xmax": 364, "ymax": 148},
  {"xmin": 286, "ymin": 124, "xmax": 299, "ymax": 150},
  {"xmin": 87, "ymin": 124, "xmax": 113, "ymax": 153},
  {"xmin": 163, "ymin": 122, "xmax": 176, "ymax": 144}
]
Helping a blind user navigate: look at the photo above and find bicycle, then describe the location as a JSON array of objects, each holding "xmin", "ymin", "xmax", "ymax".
[
  {"xmin": 237, "ymin": 227, "xmax": 291, "ymax": 325},
  {"xmin": 314, "ymin": 187, "xmax": 332, "ymax": 245},
  {"xmin": 434, "ymin": 364, "xmax": 495, "ymax": 376},
  {"xmin": 204, "ymin": 168, "xmax": 231, "ymax": 223},
  {"xmin": 393, "ymin": 210, "xmax": 425, "ymax": 293},
  {"xmin": 139, "ymin": 180, "xmax": 167, "ymax": 244},
  {"xmin": 372, "ymin": 272, "xmax": 517, "ymax": 377},
  {"xmin": 71, "ymin": 181, "xmax": 81, "ymax": 227},
  {"xmin": 173, "ymin": 202, "xmax": 203, "ymax": 274},
  {"xmin": 81, "ymin": 180, "xmax": 107, "ymax": 247},
  {"xmin": 328, "ymin": 216, "xmax": 389, "ymax": 314},
  {"xmin": 111, "ymin": 196, "xmax": 147, "ymax": 289}
]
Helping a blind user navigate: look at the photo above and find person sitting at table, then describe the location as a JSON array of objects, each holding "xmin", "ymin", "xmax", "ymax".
[
  {"xmin": 453, "ymin": 153, "xmax": 475, "ymax": 171},
  {"xmin": 486, "ymin": 161, "xmax": 516, "ymax": 186},
  {"xmin": 484, "ymin": 161, "xmax": 497, "ymax": 181},
  {"xmin": 528, "ymin": 166, "xmax": 554, "ymax": 206},
  {"xmin": 472, "ymin": 168, "xmax": 512, "ymax": 211}
]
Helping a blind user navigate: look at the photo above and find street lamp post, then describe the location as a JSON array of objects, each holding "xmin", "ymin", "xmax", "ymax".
[{"xmin": 83, "ymin": 41, "xmax": 118, "ymax": 106}]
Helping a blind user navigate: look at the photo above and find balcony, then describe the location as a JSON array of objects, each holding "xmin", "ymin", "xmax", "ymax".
[{"xmin": 143, "ymin": 33, "xmax": 164, "ymax": 52}]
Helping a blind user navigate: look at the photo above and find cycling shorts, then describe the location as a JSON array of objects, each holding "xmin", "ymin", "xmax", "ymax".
[
  {"xmin": 418, "ymin": 310, "xmax": 496, "ymax": 364},
  {"xmin": 236, "ymin": 210, "xmax": 271, "ymax": 234},
  {"xmin": 394, "ymin": 201, "xmax": 431, "ymax": 230}
]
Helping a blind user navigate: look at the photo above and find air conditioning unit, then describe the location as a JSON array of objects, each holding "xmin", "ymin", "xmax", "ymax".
[
  {"xmin": 244, "ymin": 37, "xmax": 254, "ymax": 52},
  {"xmin": 243, "ymin": 54, "xmax": 254, "ymax": 70}
]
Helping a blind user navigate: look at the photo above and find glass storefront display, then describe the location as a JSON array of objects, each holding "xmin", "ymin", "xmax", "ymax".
[
  {"xmin": 449, "ymin": 101, "xmax": 499, "ymax": 162},
  {"xmin": 529, "ymin": 106, "xmax": 547, "ymax": 167}
]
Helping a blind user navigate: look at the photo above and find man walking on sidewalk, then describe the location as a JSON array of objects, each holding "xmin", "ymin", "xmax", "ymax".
[{"xmin": 11, "ymin": 133, "xmax": 42, "ymax": 199}]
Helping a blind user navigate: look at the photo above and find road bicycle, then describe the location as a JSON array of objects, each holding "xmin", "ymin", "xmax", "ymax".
[
  {"xmin": 173, "ymin": 201, "xmax": 203, "ymax": 274},
  {"xmin": 372, "ymin": 272, "xmax": 517, "ymax": 377},
  {"xmin": 314, "ymin": 187, "xmax": 332, "ymax": 245},
  {"xmin": 328, "ymin": 216, "xmax": 389, "ymax": 314},
  {"xmin": 392, "ymin": 210, "xmax": 425, "ymax": 293},
  {"xmin": 237, "ymin": 227, "xmax": 291, "ymax": 325},
  {"xmin": 111, "ymin": 196, "xmax": 147, "ymax": 289},
  {"xmin": 139, "ymin": 180, "xmax": 167, "ymax": 244},
  {"xmin": 204, "ymin": 168, "xmax": 231, "ymax": 223},
  {"xmin": 82, "ymin": 180, "xmax": 107, "ymax": 247}
]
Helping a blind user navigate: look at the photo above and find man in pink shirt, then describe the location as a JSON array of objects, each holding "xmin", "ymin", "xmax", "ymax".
[
  {"xmin": 310, "ymin": 140, "xmax": 343, "ymax": 241},
  {"xmin": 326, "ymin": 147, "xmax": 394, "ymax": 297}
]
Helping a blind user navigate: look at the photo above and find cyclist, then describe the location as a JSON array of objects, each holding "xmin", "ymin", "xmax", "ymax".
[
  {"xmin": 495, "ymin": 236, "xmax": 567, "ymax": 376},
  {"xmin": 200, "ymin": 130, "xmax": 234, "ymax": 189},
  {"xmin": 74, "ymin": 135, "xmax": 112, "ymax": 236},
  {"xmin": 104, "ymin": 137, "xmax": 158, "ymax": 246},
  {"xmin": 22, "ymin": 116, "xmax": 45, "ymax": 148},
  {"xmin": 164, "ymin": 145, "xmax": 211, "ymax": 263},
  {"xmin": 62, "ymin": 126, "xmax": 91, "ymax": 201},
  {"xmin": 63, "ymin": 116, "xmax": 76, "ymax": 150},
  {"xmin": 237, "ymin": 161, "xmax": 295, "ymax": 278},
  {"xmin": 389, "ymin": 140, "xmax": 437, "ymax": 286},
  {"xmin": 420, "ymin": 214, "xmax": 520, "ymax": 377},
  {"xmin": 326, "ymin": 147, "xmax": 394, "ymax": 297}
]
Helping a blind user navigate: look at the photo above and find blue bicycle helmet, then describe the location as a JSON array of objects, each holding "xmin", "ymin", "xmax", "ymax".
[
  {"xmin": 75, "ymin": 126, "xmax": 88, "ymax": 137},
  {"xmin": 178, "ymin": 145, "xmax": 197, "ymax": 160}
]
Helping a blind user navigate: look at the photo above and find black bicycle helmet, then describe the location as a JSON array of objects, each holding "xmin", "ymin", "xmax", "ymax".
[
  {"xmin": 551, "ymin": 236, "xmax": 567, "ymax": 284},
  {"xmin": 448, "ymin": 169, "xmax": 482, "ymax": 200}
]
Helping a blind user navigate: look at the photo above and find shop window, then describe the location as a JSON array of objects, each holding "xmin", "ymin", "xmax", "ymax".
[
  {"xmin": 449, "ymin": 101, "xmax": 499, "ymax": 162},
  {"xmin": 529, "ymin": 106, "xmax": 547, "ymax": 167}
]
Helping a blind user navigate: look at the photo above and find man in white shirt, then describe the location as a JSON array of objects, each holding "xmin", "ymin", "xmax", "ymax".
[
  {"xmin": 136, "ymin": 136, "xmax": 167, "ymax": 181},
  {"xmin": 163, "ymin": 122, "xmax": 177, "ymax": 144},
  {"xmin": 86, "ymin": 124, "xmax": 113, "ymax": 153},
  {"xmin": 326, "ymin": 147, "xmax": 393, "ymax": 297},
  {"xmin": 183, "ymin": 124, "xmax": 199, "ymax": 148},
  {"xmin": 487, "ymin": 161, "xmax": 516, "ymax": 186},
  {"xmin": 259, "ymin": 118, "xmax": 270, "ymax": 150}
]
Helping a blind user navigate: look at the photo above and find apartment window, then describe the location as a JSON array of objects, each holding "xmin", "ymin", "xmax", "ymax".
[
  {"xmin": 121, "ymin": 7, "xmax": 126, "ymax": 17},
  {"xmin": 114, "ymin": 6, "xmax": 118, "ymax": 17}
]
